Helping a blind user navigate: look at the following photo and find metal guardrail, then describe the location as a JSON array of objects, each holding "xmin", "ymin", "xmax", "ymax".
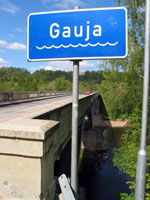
[{"xmin": 0, "ymin": 91, "xmax": 72, "ymax": 102}]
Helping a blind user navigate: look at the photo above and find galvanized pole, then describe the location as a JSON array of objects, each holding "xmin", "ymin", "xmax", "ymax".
[
  {"xmin": 71, "ymin": 6, "xmax": 80, "ymax": 199},
  {"xmin": 71, "ymin": 60, "xmax": 79, "ymax": 198},
  {"xmin": 135, "ymin": 0, "xmax": 150, "ymax": 199}
]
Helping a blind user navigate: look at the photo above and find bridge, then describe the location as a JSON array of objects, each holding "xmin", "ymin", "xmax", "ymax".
[{"xmin": 0, "ymin": 92, "xmax": 106, "ymax": 200}]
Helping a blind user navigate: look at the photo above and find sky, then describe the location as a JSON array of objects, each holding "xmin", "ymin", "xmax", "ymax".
[{"xmin": 0, "ymin": 0, "xmax": 118, "ymax": 73}]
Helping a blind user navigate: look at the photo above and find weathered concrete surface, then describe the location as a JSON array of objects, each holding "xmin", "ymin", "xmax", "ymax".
[
  {"xmin": 0, "ymin": 156, "xmax": 41, "ymax": 199},
  {"xmin": 0, "ymin": 118, "xmax": 59, "ymax": 157},
  {"xmin": 0, "ymin": 93, "xmax": 101, "ymax": 200},
  {"xmin": 0, "ymin": 117, "xmax": 59, "ymax": 200},
  {"xmin": 0, "ymin": 118, "xmax": 59, "ymax": 140},
  {"xmin": 0, "ymin": 96, "xmax": 73, "ymax": 123}
]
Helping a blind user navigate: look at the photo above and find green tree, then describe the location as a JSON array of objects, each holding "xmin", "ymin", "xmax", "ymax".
[
  {"xmin": 113, "ymin": 108, "xmax": 150, "ymax": 199},
  {"xmin": 110, "ymin": 1, "xmax": 150, "ymax": 199},
  {"xmin": 98, "ymin": 0, "xmax": 145, "ymax": 118},
  {"xmin": 54, "ymin": 77, "xmax": 72, "ymax": 91}
]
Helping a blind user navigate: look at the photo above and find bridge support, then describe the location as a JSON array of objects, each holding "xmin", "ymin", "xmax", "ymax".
[
  {"xmin": 0, "ymin": 93, "xmax": 102, "ymax": 200},
  {"xmin": 0, "ymin": 118, "xmax": 59, "ymax": 200}
]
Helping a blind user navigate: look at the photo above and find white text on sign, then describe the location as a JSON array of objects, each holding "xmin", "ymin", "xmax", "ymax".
[{"xmin": 49, "ymin": 21, "xmax": 102, "ymax": 41}]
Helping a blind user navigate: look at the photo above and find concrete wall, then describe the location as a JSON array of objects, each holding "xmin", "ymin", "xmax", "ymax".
[
  {"xmin": 0, "ymin": 91, "xmax": 71, "ymax": 102},
  {"xmin": 0, "ymin": 93, "xmax": 101, "ymax": 200},
  {"xmin": 0, "ymin": 118, "xmax": 59, "ymax": 200}
]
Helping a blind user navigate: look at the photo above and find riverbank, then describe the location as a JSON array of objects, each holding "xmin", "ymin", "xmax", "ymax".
[
  {"xmin": 104, "ymin": 119, "xmax": 129, "ymax": 128},
  {"xmin": 92, "ymin": 114, "xmax": 129, "ymax": 128}
]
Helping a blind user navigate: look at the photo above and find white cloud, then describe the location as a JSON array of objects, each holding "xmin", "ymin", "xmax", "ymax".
[
  {"xmin": 14, "ymin": 27, "xmax": 24, "ymax": 32},
  {"xmin": 43, "ymin": 66, "xmax": 53, "ymax": 70},
  {"xmin": 31, "ymin": 65, "xmax": 53, "ymax": 72},
  {"xmin": 0, "ymin": 40, "xmax": 7, "ymax": 47},
  {"xmin": 46, "ymin": 61, "xmax": 72, "ymax": 71},
  {"xmin": 42, "ymin": 0, "xmax": 97, "ymax": 9},
  {"xmin": 0, "ymin": 58, "xmax": 10, "ymax": 67},
  {"xmin": 0, "ymin": 0, "xmax": 20, "ymax": 15},
  {"xmin": 8, "ymin": 34, "xmax": 14, "ymax": 38},
  {"xmin": 31, "ymin": 60, "xmax": 100, "ymax": 73},
  {"xmin": 7, "ymin": 42, "xmax": 26, "ymax": 50},
  {"xmin": 80, "ymin": 60, "xmax": 101, "ymax": 72},
  {"xmin": 54, "ymin": 0, "xmax": 83, "ymax": 9},
  {"xmin": 31, "ymin": 61, "xmax": 71, "ymax": 72},
  {"xmin": 0, "ymin": 40, "xmax": 26, "ymax": 51}
]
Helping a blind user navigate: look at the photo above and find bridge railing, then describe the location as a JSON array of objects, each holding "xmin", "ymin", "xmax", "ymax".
[{"xmin": 0, "ymin": 91, "xmax": 72, "ymax": 102}]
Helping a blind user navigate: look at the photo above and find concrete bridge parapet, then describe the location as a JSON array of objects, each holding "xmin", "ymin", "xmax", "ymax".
[
  {"xmin": 0, "ymin": 92, "xmax": 103, "ymax": 200},
  {"xmin": 0, "ymin": 91, "xmax": 71, "ymax": 102}
]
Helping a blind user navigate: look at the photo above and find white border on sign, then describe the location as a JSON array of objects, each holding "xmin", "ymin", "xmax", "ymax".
[{"xmin": 27, "ymin": 7, "xmax": 128, "ymax": 62}]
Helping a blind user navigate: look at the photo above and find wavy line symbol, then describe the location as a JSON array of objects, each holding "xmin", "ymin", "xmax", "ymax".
[{"xmin": 36, "ymin": 41, "xmax": 118, "ymax": 50}]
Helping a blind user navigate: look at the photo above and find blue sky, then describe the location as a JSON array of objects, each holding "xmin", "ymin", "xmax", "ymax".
[{"xmin": 0, "ymin": 0, "xmax": 117, "ymax": 72}]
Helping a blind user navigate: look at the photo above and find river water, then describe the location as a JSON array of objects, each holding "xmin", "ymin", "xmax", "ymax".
[{"xmin": 79, "ymin": 127, "xmax": 131, "ymax": 200}]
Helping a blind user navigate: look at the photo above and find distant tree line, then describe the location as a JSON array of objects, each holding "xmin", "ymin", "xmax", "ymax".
[{"xmin": 0, "ymin": 67, "xmax": 104, "ymax": 93}]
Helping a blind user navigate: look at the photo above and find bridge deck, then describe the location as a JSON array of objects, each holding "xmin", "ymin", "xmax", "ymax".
[{"xmin": 0, "ymin": 95, "xmax": 84, "ymax": 123}]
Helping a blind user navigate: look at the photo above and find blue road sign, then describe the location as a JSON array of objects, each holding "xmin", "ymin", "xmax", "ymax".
[{"xmin": 27, "ymin": 7, "xmax": 128, "ymax": 61}]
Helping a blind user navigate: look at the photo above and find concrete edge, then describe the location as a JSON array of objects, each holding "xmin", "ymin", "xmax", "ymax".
[{"xmin": 0, "ymin": 118, "xmax": 59, "ymax": 140}]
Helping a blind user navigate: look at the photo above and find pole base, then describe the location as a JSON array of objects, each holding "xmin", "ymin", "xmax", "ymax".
[{"xmin": 135, "ymin": 150, "xmax": 147, "ymax": 200}]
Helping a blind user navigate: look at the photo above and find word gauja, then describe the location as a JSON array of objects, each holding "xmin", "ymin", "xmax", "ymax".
[{"xmin": 50, "ymin": 21, "xmax": 102, "ymax": 41}]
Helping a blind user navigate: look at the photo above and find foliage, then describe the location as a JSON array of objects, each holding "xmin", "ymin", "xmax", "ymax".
[
  {"xmin": 97, "ymin": 0, "xmax": 146, "ymax": 120},
  {"xmin": 54, "ymin": 77, "xmax": 72, "ymax": 91},
  {"xmin": 79, "ymin": 70, "xmax": 104, "ymax": 84},
  {"xmin": 113, "ymin": 107, "xmax": 150, "ymax": 199},
  {"xmin": 0, "ymin": 67, "xmax": 31, "ymax": 91},
  {"xmin": 120, "ymin": 193, "xmax": 134, "ymax": 200},
  {"xmin": 99, "ymin": 1, "xmax": 150, "ymax": 199},
  {"xmin": 0, "ymin": 67, "xmax": 104, "ymax": 92}
]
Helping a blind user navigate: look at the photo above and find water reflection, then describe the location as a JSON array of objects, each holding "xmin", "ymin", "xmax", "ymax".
[
  {"xmin": 79, "ymin": 127, "xmax": 131, "ymax": 200},
  {"xmin": 103, "ymin": 127, "xmax": 124, "ymax": 147}
]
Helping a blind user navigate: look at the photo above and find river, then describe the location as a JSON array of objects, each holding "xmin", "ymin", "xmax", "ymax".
[{"xmin": 79, "ymin": 127, "xmax": 131, "ymax": 200}]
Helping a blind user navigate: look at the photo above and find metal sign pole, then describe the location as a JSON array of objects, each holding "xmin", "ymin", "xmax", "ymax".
[
  {"xmin": 70, "ymin": 7, "xmax": 80, "ymax": 199},
  {"xmin": 135, "ymin": 0, "xmax": 150, "ymax": 199},
  {"xmin": 71, "ymin": 60, "xmax": 79, "ymax": 198}
]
